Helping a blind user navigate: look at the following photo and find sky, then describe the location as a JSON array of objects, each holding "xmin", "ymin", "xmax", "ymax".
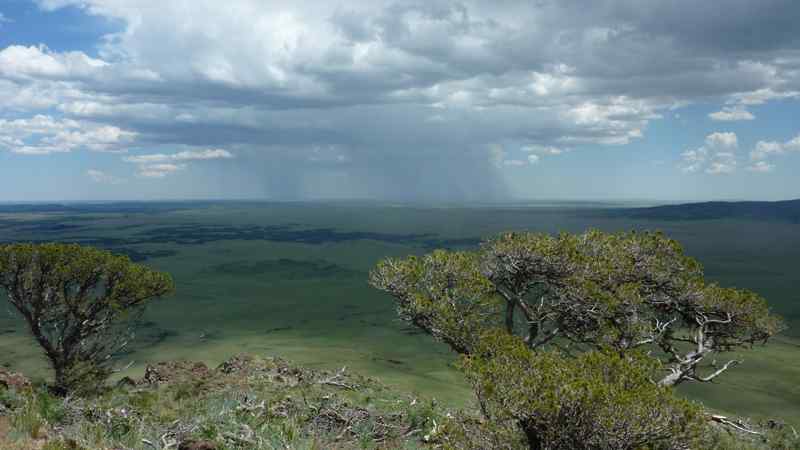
[{"xmin": 0, "ymin": 0, "xmax": 799, "ymax": 203}]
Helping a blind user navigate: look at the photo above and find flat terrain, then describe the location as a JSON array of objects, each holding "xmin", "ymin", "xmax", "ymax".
[{"xmin": 1, "ymin": 201, "xmax": 798, "ymax": 422}]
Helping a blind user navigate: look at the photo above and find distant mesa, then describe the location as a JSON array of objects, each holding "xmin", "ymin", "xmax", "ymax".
[{"xmin": 618, "ymin": 199, "xmax": 800, "ymax": 223}]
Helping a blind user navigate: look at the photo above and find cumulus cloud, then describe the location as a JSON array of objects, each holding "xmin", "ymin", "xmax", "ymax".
[
  {"xmin": 709, "ymin": 105, "xmax": 755, "ymax": 121},
  {"xmin": 1, "ymin": 0, "xmax": 800, "ymax": 198},
  {"xmin": 123, "ymin": 148, "xmax": 233, "ymax": 164},
  {"xmin": 0, "ymin": 45, "xmax": 107, "ymax": 81},
  {"xmin": 747, "ymin": 161, "xmax": 775, "ymax": 173},
  {"xmin": 136, "ymin": 163, "xmax": 185, "ymax": 178},
  {"xmin": 87, "ymin": 169, "xmax": 126, "ymax": 184},
  {"xmin": 705, "ymin": 132, "xmax": 738, "ymax": 150},
  {"xmin": 728, "ymin": 88, "xmax": 800, "ymax": 106},
  {"xmin": 123, "ymin": 148, "xmax": 233, "ymax": 178},
  {"xmin": 681, "ymin": 132, "xmax": 740, "ymax": 175},
  {"xmin": 747, "ymin": 134, "xmax": 800, "ymax": 172},
  {"xmin": 0, "ymin": 114, "xmax": 135, "ymax": 154}
]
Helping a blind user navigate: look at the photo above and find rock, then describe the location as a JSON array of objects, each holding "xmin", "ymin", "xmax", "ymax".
[
  {"xmin": 178, "ymin": 439, "xmax": 218, "ymax": 450},
  {"xmin": 139, "ymin": 361, "xmax": 210, "ymax": 385},
  {"xmin": 0, "ymin": 368, "xmax": 31, "ymax": 390}
]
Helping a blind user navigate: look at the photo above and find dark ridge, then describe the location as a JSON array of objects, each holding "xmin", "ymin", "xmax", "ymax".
[
  {"xmin": 0, "ymin": 202, "xmax": 211, "ymax": 215},
  {"xmin": 612, "ymin": 199, "xmax": 800, "ymax": 223},
  {"xmin": 135, "ymin": 224, "xmax": 432, "ymax": 246},
  {"xmin": 111, "ymin": 248, "xmax": 179, "ymax": 262},
  {"xmin": 208, "ymin": 258, "xmax": 362, "ymax": 280}
]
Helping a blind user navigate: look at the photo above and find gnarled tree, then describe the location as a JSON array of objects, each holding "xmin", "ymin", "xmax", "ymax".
[
  {"xmin": 371, "ymin": 230, "xmax": 784, "ymax": 388},
  {"xmin": 0, "ymin": 243, "xmax": 174, "ymax": 394},
  {"xmin": 371, "ymin": 230, "xmax": 785, "ymax": 448}
]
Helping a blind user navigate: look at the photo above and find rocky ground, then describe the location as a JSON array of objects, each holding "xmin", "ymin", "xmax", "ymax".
[{"xmin": 0, "ymin": 356, "xmax": 454, "ymax": 450}]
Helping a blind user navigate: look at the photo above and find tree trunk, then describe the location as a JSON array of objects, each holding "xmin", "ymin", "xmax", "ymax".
[
  {"xmin": 505, "ymin": 300, "xmax": 515, "ymax": 333},
  {"xmin": 522, "ymin": 423, "xmax": 543, "ymax": 450}
]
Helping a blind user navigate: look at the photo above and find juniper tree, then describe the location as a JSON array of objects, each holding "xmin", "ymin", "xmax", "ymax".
[
  {"xmin": 370, "ymin": 230, "xmax": 783, "ymax": 387},
  {"xmin": 370, "ymin": 230, "xmax": 785, "ymax": 448},
  {"xmin": 0, "ymin": 243, "xmax": 174, "ymax": 394}
]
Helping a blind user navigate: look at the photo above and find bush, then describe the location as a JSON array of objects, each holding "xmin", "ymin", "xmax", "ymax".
[{"xmin": 458, "ymin": 332, "xmax": 704, "ymax": 450}]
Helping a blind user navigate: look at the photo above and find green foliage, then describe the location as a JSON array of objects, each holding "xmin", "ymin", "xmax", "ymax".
[
  {"xmin": 459, "ymin": 332, "xmax": 704, "ymax": 450},
  {"xmin": 372, "ymin": 230, "xmax": 785, "ymax": 386},
  {"xmin": 370, "ymin": 250, "xmax": 501, "ymax": 354},
  {"xmin": 0, "ymin": 243, "xmax": 175, "ymax": 395},
  {"xmin": 371, "ymin": 229, "xmax": 790, "ymax": 448}
]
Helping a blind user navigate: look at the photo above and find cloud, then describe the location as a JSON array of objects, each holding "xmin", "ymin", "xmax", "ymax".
[
  {"xmin": 705, "ymin": 152, "xmax": 737, "ymax": 175},
  {"xmin": 680, "ymin": 147, "xmax": 708, "ymax": 173},
  {"xmin": 87, "ymin": 169, "xmax": 126, "ymax": 184},
  {"xmin": 0, "ymin": 45, "xmax": 107, "ymax": 81},
  {"xmin": 681, "ymin": 131, "xmax": 739, "ymax": 175},
  {"xmin": 123, "ymin": 148, "xmax": 233, "ymax": 178},
  {"xmin": 523, "ymin": 145, "xmax": 565, "ymax": 156},
  {"xmin": 747, "ymin": 161, "xmax": 775, "ymax": 173},
  {"xmin": 1, "ymin": 0, "xmax": 800, "ymax": 198},
  {"xmin": 123, "ymin": 148, "xmax": 233, "ymax": 164},
  {"xmin": 136, "ymin": 163, "xmax": 185, "ymax": 178},
  {"xmin": 527, "ymin": 154, "xmax": 540, "ymax": 165},
  {"xmin": 0, "ymin": 114, "xmax": 135, "ymax": 155},
  {"xmin": 728, "ymin": 88, "xmax": 800, "ymax": 106},
  {"xmin": 750, "ymin": 140, "xmax": 784, "ymax": 161},
  {"xmin": 705, "ymin": 132, "xmax": 738, "ymax": 150},
  {"xmin": 747, "ymin": 134, "xmax": 800, "ymax": 172},
  {"xmin": 709, "ymin": 105, "xmax": 755, "ymax": 121}
]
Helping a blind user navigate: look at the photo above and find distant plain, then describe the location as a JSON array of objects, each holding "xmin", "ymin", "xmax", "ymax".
[{"xmin": 0, "ymin": 201, "xmax": 797, "ymax": 423}]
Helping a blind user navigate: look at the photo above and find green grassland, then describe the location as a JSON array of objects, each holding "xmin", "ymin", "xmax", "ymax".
[{"xmin": 1, "ymin": 202, "xmax": 798, "ymax": 424}]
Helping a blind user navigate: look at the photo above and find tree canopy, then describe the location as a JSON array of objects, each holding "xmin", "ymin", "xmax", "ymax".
[
  {"xmin": 0, "ymin": 243, "xmax": 174, "ymax": 394},
  {"xmin": 371, "ymin": 230, "xmax": 784, "ymax": 387},
  {"xmin": 371, "ymin": 229, "xmax": 786, "ymax": 449}
]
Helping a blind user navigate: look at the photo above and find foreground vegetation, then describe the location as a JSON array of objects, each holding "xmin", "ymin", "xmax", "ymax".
[
  {"xmin": 0, "ymin": 355, "xmax": 449, "ymax": 449},
  {"xmin": 1, "ymin": 236, "xmax": 798, "ymax": 448},
  {"xmin": 1, "ymin": 355, "xmax": 797, "ymax": 450}
]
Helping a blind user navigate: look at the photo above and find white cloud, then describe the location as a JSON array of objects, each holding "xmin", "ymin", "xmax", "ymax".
[
  {"xmin": 527, "ymin": 154, "xmax": 540, "ymax": 165},
  {"xmin": 750, "ymin": 141, "xmax": 784, "ymax": 161},
  {"xmin": 747, "ymin": 134, "xmax": 800, "ymax": 172},
  {"xmin": 136, "ymin": 163, "xmax": 185, "ymax": 178},
  {"xmin": 123, "ymin": 148, "xmax": 233, "ymax": 164},
  {"xmin": 705, "ymin": 152, "xmax": 737, "ymax": 175},
  {"xmin": 0, "ymin": 45, "xmax": 107, "ymax": 81},
  {"xmin": 705, "ymin": 132, "xmax": 738, "ymax": 150},
  {"xmin": 123, "ymin": 148, "xmax": 233, "ymax": 178},
  {"xmin": 681, "ymin": 132, "xmax": 740, "ymax": 175},
  {"xmin": 728, "ymin": 88, "xmax": 800, "ymax": 106},
  {"xmin": 747, "ymin": 161, "xmax": 775, "ymax": 173},
  {"xmin": 0, "ymin": 114, "xmax": 135, "ymax": 155},
  {"xmin": 709, "ymin": 106, "xmax": 755, "ymax": 121},
  {"xmin": 680, "ymin": 147, "xmax": 708, "ymax": 173},
  {"xmin": 522, "ymin": 145, "xmax": 565, "ymax": 155},
  {"xmin": 87, "ymin": 169, "xmax": 126, "ymax": 184}
]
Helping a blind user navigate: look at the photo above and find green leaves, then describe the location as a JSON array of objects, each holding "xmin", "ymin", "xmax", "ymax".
[
  {"xmin": 461, "ymin": 332, "xmax": 704, "ymax": 450},
  {"xmin": 0, "ymin": 243, "xmax": 175, "ymax": 394},
  {"xmin": 370, "ymin": 250, "xmax": 501, "ymax": 354},
  {"xmin": 370, "ymin": 228, "xmax": 786, "ymax": 446}
]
